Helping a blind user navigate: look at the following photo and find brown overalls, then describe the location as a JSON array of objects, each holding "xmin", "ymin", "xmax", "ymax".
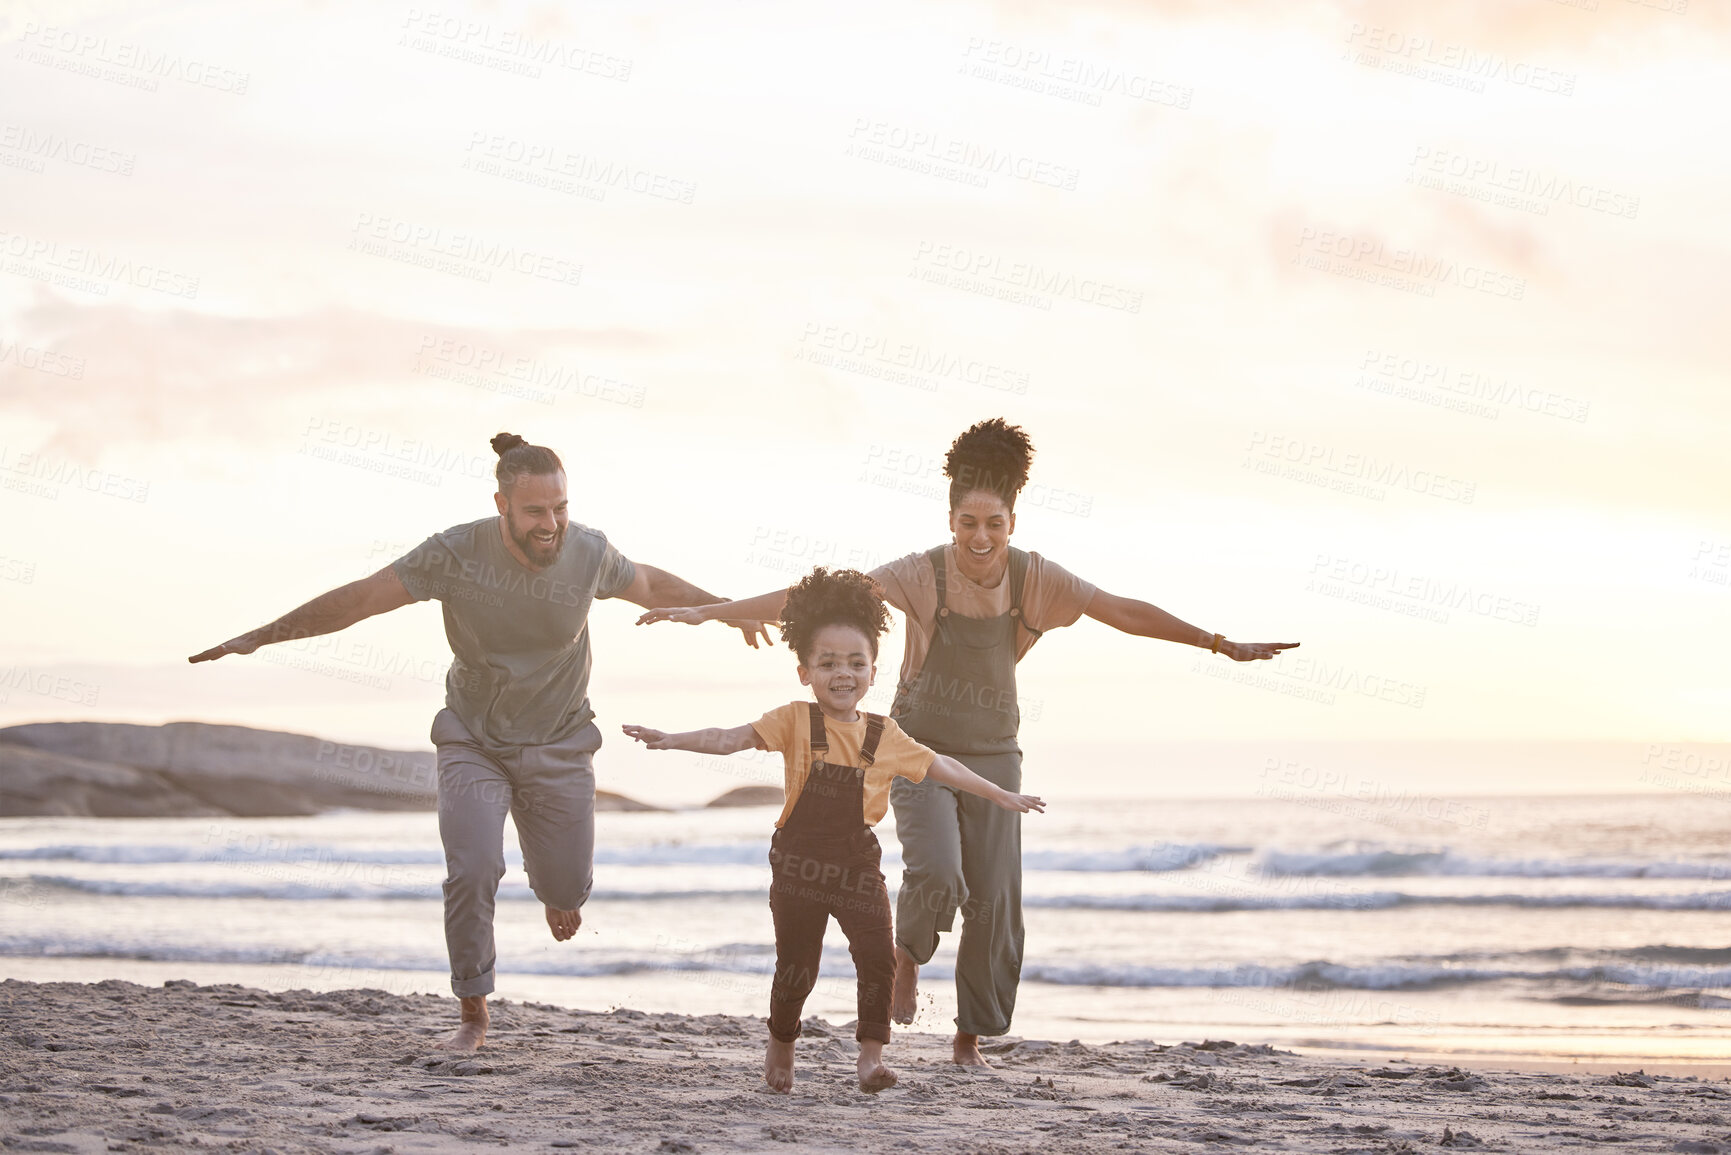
[{"xmin": 766, "ymin": 703, "xmax": 896, "ymax": 1044}]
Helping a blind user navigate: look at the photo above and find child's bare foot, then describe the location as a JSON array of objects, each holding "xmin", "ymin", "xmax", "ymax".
[
  {"xmin": 764, "ymin": 1036, "xmax": 795, "ymax": 1092},
  {"xmin": 545, "ymin": 904, "xmax": 582, "ymax": 941},
  {"xmin": 436, "ymin": 995, "xmax": 488, "ymax": 1051},
  {"xmin": 857, "ymin": 1039, "xmax": 897, "ymax": 1092},
  {"xmin": 890, "ymin": 947, "xmax": 919, "ymax": 1024},
  {"xmin": 953, "ymin": 1031, "xmax": 991, "ymax": 1068}
]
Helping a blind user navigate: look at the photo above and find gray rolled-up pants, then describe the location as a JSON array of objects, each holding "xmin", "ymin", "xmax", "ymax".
[
  {"xmin": 431, "ymin": 707, "xmax": 600, "ymax": 998},
  {"xmin": 890, "ymin": 749, "xmax": 1023, "ymax": 1037}
]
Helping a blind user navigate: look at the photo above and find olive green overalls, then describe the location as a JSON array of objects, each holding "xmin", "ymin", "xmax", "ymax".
[{"xmin": 889, "ymin": 545, "xmax": 1040, "ymax": 1037}]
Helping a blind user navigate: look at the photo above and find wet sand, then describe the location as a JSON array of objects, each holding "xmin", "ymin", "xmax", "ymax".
[{"xmin": 5, "ymin": 978, "xmax": 1730, "ymax": 1153}]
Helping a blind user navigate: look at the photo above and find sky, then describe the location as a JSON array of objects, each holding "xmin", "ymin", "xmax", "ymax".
[{"xmin": 1, "ymin": 0, "xmax": 1727, "ymax": 803}]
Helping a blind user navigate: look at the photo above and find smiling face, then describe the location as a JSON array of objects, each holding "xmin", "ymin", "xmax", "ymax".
[
  {"xmin": 796, "ymin": 623, "xmax": 877, "ymax": 719},
  {"xmin": 949, "ymin": 488, "xmax": 1016, "ymax": 584},
  {"xmin": 494, "ymin": 470, "xmax": 569, "ymax": 569}
]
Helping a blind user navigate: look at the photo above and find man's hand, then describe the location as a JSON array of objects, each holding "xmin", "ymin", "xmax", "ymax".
[
  {"xmin": 188, "ymin": 635, "xmax": 260, "ymax": 663},
  {"xmin": 635, "ymin": 606, "xmax": 772, "ymax": 648},
  {"xmin": 1220, "ymin": 640, "xmax": 1300, "ymax": 662},
  {"xmin": 724, "ymin": 620, "xmax": 774, "ymax": 649},
  {"xmin": 188, "ymin": 567, "xmax": 412, "ymax": 665}
]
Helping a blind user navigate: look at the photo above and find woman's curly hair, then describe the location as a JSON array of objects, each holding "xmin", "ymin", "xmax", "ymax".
[
  {"xmin": 945, "ymin": 418, "xmax": 1034, "ymax": 511},
  {"xmin": 779, "ymin": 567, "xmax": 890, "ymax": 663}
]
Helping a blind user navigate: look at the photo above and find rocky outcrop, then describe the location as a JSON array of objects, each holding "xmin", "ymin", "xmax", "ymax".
[
  {"xmin": 0, "ymin": 721, "xmax": 660, "ymax": 817},
  {"xmin": 0, "ymin": 743, "xmax": 226, "ymax": 818},
  {"xmin": 705, "ymin": 785, "xmax": 785, "ymax": 808}
]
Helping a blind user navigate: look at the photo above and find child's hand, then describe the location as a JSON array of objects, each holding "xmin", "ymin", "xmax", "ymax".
[
  {"xmin": 621, "ymin": 724, "xmax": 674, "ymax": 749},
  {"xmin": 635, "ymin": 606, "xmax": 707, "ymax": 626},
  {"xmin": 996, "ymin": 790, "xmax": 1045, "ymax": 814}
]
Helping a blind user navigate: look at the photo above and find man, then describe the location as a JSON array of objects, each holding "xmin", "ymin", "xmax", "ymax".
[{"xmin": 190, "ymin": 432, "xmax": 765, "ymax": 1050}]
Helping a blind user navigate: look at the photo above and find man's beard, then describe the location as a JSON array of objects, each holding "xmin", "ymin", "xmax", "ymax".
[{"xmin": 510, "ymin": 520, "xmax": 565, "ymax": 565}]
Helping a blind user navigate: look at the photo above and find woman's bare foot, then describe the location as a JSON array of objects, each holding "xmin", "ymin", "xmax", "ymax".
[
  {"xmin": 857, "ymin": 1039, "xmax": 897, "ymax": 1093},
  {"xmin": 436, "ymin": 995, "xmax": 488, "ymax": 1051},
  {"xmin": 763, "ymin": 1036, "xmax": 795, "ymax": 1092},
  {"xmin": 545, "ymin": 904, "xmax": 582, "ymax": 941},
  {"xmin": 953, "ymin": 1031, "xmax": 991, "ymax": 1068},
  {"xmin": 890, "ymin": 947, "xmax": 919, "ymax": 1024}
]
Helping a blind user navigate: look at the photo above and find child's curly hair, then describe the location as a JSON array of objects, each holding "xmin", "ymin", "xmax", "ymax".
[
  {"xmin": 779, "ymin": 567, "xmax": 890, "ymax": 664},
  {"xmin": 945, "ymin": 418, "xmax": 1034, "ymax": 511}
]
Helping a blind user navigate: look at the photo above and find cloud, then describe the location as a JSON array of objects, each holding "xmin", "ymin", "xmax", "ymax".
[{"xmin": 0, "ymin": 290, "xmax": 658, "ymax": 459}]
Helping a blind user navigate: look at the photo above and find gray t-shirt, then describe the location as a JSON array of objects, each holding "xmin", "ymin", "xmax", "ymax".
[{"xmin": 392, "ymin": 517, "xmax": 637, "ymax": 748}]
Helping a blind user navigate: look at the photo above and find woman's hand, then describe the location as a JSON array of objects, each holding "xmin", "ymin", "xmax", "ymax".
[
  {"xmin": 635, "ymin": 606, "xmax": 709, "ymax": 626},
  {"xmin": 634, "ymin": 606, "xmax": 772, "ymax": 648},
  {"xmin": 995, "ymin": 790, "xmax": 1046, "ymax": 814},
  {"xmin": 1220, "ymin": 640, "xmax": 1300, "ymax": 662},
  {"xmin": 621, "ymin": 724, "xmax": 673, "ymax": 749}
]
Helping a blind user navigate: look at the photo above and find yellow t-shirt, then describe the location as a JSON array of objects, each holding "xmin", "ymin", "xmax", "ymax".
[{"xmin": 751, "ymin": 701, "xmax": 934, "ymax": 829}]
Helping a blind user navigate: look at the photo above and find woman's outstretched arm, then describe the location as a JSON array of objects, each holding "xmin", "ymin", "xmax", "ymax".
[
  {"xmin": 635, "ymin": 587, "xmax": 792, "ymax": 632},
  {"xmin": 1082, "ymin": 589, "xmax": 1298, "ymax": 662},
  {"xmin": 633, "ymin": 572, "xmax": 907, "ymax": 634},
  {"xmin": 613, "ymin": 564, "xmax": 773, "ymax": 647}
]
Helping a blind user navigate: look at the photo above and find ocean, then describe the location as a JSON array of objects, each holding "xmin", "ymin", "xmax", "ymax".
[{"xmin": 3, "ymin": 792, "xmax": 1728, "ymax": 1067}]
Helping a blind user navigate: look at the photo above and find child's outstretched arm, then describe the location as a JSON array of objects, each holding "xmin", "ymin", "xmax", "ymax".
[
  {"xmin": 924, "ymin": 755, "xmax": 1046, "ymax": 813},
  {"xmin": 621, "ymin": 723, "xmax": 764, "ymax": 755}
]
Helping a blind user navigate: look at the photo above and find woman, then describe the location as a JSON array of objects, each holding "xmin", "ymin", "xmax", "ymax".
[{"xmin": 639, "ymin": 419, "xmax": 1297, "ymax": 1065}]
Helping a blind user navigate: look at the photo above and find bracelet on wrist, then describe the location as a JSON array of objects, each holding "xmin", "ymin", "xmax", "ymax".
[{"xmin": 1210, "ymin": 632, "xmax": 1224, "ymax": 654}]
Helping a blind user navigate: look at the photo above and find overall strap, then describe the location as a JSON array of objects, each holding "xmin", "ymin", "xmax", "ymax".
[
  {"xmin": 805, "ymin": 701, "xmax": 828, "ymax": 755},
  {"xmin": 1007, "ymin": 547, "xmax": 1043, "ymax": 640},
  {"xmin": 927, "ymin": 545, "xmax": 950, "ymax": 621},
  {"xmin": 860, "ymin": 714, "xmax": 886, "ymax": 767}
]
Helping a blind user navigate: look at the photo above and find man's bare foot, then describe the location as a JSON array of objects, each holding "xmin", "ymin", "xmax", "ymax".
[
  {"xmin": 857, "ymin": 1039, "xmax": 897, "ymax": 1093},
  {"xmin": 953, "ymin": 1031, "xmax": 991, "ymax": 1068},
  {"xmin": 545, "ymin": 904, "xmax": 582, "ymax": 941},
  {"xmin": 890, "ymin": 946, "xmax": 919, "ymax": 1025},
  {"xmin": 436, "ymin": 995, "xmax": 488, "ymax": 1051},
  {"xmin": 763, "ymin": 1036, "xmax": 795, "ymax": 1092}
]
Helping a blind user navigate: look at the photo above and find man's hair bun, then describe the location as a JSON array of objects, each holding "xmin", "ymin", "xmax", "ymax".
[
  {"xmin": 489, "ymin": 433, "xmax": 562, "ymax": 491},
  {"xmin": 944, "ymin": 418, "xmax": 1034, "ymax": 511}
]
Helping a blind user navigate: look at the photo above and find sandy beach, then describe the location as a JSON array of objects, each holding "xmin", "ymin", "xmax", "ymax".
[{"xmin": 5, "ymin": 979, "xmax": 1730, "ymax": 1153}]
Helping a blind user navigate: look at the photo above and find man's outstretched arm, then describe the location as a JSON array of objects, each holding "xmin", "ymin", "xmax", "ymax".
[
  {"xmin": 613, "ymin": 564, "xmax": 773, "ymax": 648},
  {"xmin": 188, "ymin": 565, "xmax": 416, "ymax": 662}
]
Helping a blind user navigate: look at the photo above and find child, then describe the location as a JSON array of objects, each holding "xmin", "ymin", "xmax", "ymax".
[{"xmin": 623, "ymin": 567, "xmax": 1044, "ymax": 1094}]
